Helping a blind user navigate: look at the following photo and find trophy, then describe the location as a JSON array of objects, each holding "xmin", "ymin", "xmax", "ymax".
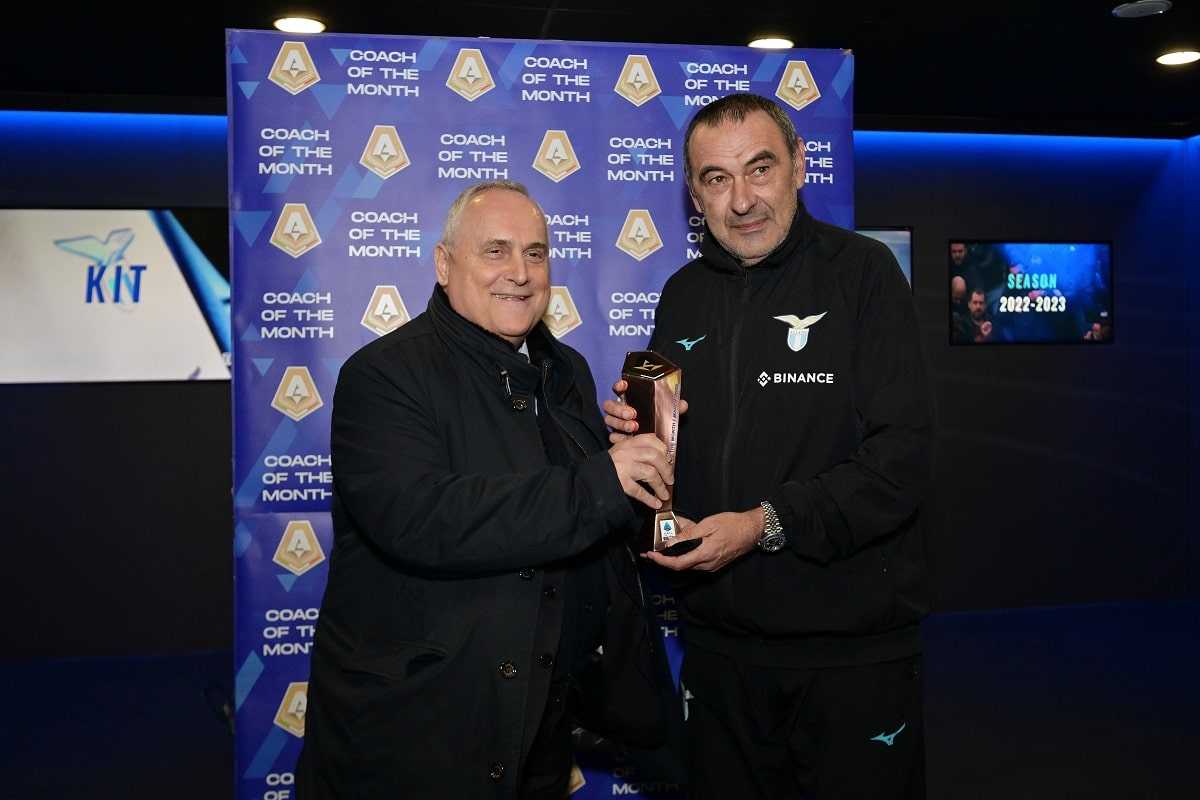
[{"xmin": 621, "ymin": 350, "xmax": 695, "ymax": 555}]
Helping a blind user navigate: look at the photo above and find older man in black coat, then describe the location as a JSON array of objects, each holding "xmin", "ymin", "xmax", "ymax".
[{"xmin": 296, "ymin": 180, "xmax": 678, "ymax": 799}]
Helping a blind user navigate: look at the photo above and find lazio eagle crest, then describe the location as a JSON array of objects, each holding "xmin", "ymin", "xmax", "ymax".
[{"xmin": 773, "ymin": 312, "xmax": 827, "ymax": 352}]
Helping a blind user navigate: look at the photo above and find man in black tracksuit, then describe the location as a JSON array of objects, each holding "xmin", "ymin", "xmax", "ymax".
[{"xmin": 606, "ymin": 94, "xmax": 936, "ymax": 798}]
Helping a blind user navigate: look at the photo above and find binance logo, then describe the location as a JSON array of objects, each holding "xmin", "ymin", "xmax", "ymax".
[
  {"xmin": 270, "ymin": 41, "xmax": 321, "ymax": 95},
  {"xmin": 273, "ymin": 520, "xmax": 326, "ymax": 576},
  {"xmin": 446, "ymin": 48, "xmax": 495, "ymax": 101},
  {"xmin": 775, "ymin": 61, "xmax": 821, "ymax": 111},
  {"xmin": 360, "ymin": 125, "xmax": 411, "ymax": 180},
  {"xmin": 614, "ymin": 55, "xmax": 661, "ymax": 107},
  {"xmin": 272, "ymin": 366, "xmax": 324, "ymax": 421},
  {"xmin": 360, "ymin": 285, "xmax": 410, "ymax": 336},
  {"xmin": 275, "ymin": 682, "xmax": 308, "ymax": 737},
  {"xmin": 616, "ymin": 209, "xmax": 663, "ymax": 261},
  {"xmin": 542, "ymin": 286, "xmax": 582, "ymax": 338},
  {"xmin": 270, "ymin": 203, "xmax": 322, "ymax": 258},
  {"xmin": 533, "ymin": 130, "xmax": 581, "ymax": 183}
]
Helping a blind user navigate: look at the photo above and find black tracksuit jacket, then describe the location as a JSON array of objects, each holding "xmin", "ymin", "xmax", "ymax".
[{"xmin": 648, "ymin": 203, "xmax": 936, "ymax": 667}]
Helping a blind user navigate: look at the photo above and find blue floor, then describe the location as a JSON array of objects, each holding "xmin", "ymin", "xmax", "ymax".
[{"xmin": 3, "ymin": 601, "xmax": 1197, "ymax": 799}]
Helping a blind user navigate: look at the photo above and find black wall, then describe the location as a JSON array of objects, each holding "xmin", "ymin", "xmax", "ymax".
[
  {"xmin": 2, "ymin": 382, "xmax": 233, "ymax": 658},
  {"xmin": 856, "ymin": 132, "xmax": 1195, "ymax": 611},
  {"xmin": 0, "ymin": 114, "xmax": 232, "ymax": 660},
  {"xmin": 1, "ymin": 118, "xmax": 1195, "ymax": 660}
]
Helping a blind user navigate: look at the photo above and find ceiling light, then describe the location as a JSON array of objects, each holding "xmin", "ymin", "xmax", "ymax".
[
  {"xmin": 1111, "ymin": 0, "xmax": 1172, "ymax": 17},
  {"xmin": 1156, "ymin": 49, "xmax": 1200, "ymax": 65},
  {"xmin": 274, "ymin": 16, "xmax": 326, "ymax": 34},
  {"xmin": 748, "ymin": 37, "xmax": 794, "ymax": 49}
]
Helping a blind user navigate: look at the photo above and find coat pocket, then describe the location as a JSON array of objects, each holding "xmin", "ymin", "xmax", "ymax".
[{"xmin": 342, "ymin": 636, "xmax": 447, "ymax": 681}]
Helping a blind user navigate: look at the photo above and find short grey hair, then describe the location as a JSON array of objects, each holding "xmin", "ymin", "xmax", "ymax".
[
  {"xmin": 440, "ymin": 180, "xmax": 543, "ymax": 247},
  {"xmin": 683, "ymin": 93, "xmax": 800, "ymax": 185}
]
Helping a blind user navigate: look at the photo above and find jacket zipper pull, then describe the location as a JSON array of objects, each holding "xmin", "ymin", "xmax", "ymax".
[{"xmin": 498, "ymin": 367, "xmax": 529, "ymax": 411}]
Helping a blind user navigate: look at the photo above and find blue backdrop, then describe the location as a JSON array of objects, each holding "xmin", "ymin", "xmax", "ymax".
[{"xmin": 227, "ymin": 28, "xmax": 854, "ymax": 799}]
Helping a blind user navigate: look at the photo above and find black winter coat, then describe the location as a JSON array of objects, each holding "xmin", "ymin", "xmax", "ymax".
[{"xmin": 296, "ymin": 285, "xmax": 672, "ymax": 799}]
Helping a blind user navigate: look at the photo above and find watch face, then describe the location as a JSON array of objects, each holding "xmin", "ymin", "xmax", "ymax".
[{"xmin": 759, "ymin": 533, "xmax": 787, "ymax": 552}]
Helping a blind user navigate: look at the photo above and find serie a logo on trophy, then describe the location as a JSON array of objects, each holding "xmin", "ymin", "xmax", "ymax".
[{"xmin": 621, "ymin": 350, "xmax": 696, "ymax": 555}]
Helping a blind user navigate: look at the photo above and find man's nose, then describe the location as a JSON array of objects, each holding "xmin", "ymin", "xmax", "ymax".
[
  {"xmin": 729, "ymin": 179, "xmax": 756, "ymax": 214},
  {"xmin": 504, "ymin": 254, "xmax": 530, "ymax": 284}
]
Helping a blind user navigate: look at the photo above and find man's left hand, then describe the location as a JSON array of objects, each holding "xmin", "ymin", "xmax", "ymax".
[{"xmin": 644, "ymin": 508, "xmax": 764, "ymax": 572}]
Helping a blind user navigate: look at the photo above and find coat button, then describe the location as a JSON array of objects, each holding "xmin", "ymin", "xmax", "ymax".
[
  {"xmin": 538, "ymin": 653, "xmax": 554, "ymax": 669},
  {"xmin": 518, "ymin": 569, "xmax": 534, "ymax": 580},
  {"xmin": 499, "ymin": 661, "xmax": 518, "ymax": 679},
  {"xmin": 490, "ymin": 762, "xmax": 505, "ymax": 780}
]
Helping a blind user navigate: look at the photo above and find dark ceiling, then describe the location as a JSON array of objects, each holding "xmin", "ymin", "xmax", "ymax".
[{"xmin": 4, "ymin": 1, "xmax": 1200, "ymax": 136}]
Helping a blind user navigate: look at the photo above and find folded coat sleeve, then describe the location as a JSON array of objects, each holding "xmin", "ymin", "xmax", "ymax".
[{"xmin": 330, "ymin": 349, "xmax": 638, "ymax": 577}]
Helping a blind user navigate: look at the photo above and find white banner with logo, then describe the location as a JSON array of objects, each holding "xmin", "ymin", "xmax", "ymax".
[
  {"xmin": 228, "ymin": 28, "xmax": 854, "ymax": 799},
  {"xmin": 0, "ymin": 209, "xmax": 230, "ymax": 383}
]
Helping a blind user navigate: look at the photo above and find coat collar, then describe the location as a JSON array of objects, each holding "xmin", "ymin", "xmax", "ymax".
[{"xmin": 427, "ymin": 284, "xmax": 574, "ymax": 402}]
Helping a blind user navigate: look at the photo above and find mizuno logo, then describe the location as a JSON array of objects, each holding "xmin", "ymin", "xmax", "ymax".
[
  {"xmin": 676, "ymin": 335, "xmax": 706, "ymax": 351},
  {"xmin": 870, "ymin": 723, "xmax": 906, "ymax": 747}
]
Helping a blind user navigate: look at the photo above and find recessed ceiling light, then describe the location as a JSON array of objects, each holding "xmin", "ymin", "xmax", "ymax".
[
  {"xmin": 1112, "ymin": 0, "xmax": 1172, "ymax": 18},
  {"xmin": 1156, "ymin": 49, "xmax": 1200, "ymax": 65},
  {"xmin": 274, "ymin": 16, "xmax": 326, "ymax": 34},
  {"xmin": 748, "ymin": 37, "xmax": 794, "ymax": 49}
]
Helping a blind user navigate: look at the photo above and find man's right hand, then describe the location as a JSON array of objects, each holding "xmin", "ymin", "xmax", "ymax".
[
  {"xmin": 608, "ymin": 432, "xmax": 673, "ymax": 509},
  {"xmin": 602, "ymin": 378, "xmax": 638, "ymax": 440},
  {"xmin": 603, "ymin": 378, "xmax": 688, "ymax": 442}
]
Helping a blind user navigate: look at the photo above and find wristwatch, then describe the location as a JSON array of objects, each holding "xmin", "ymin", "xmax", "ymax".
[{"xmin": 757, "ymin": 501, "xmax": 787, "ymax": 552}]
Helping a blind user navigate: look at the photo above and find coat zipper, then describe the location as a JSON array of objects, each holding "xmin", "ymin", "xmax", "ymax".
[
  {"xmin": 719, "ymin": 269, "xmax": 753, "ymax": 510},
  {"xmin": 537, "ymin": 359, "xmax": 587, "ymax": 457}
]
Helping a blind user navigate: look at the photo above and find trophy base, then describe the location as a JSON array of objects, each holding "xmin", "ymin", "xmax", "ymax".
[{"xmin": 645, "ymin": 510, "xmax": 692, "ymax": 554}]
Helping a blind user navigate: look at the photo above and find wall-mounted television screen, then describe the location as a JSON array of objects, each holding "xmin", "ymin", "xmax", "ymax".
[
  {"xmin": 857, "ymin": 227, "xmax": 912, "ymax": 287},
  {"xmin": 0, "ymin": 208, "xmax": 230, "ymax": 383},
  {"xmin": 948, "ymin": 240, "xmax": 1112, "ymax": 345}
]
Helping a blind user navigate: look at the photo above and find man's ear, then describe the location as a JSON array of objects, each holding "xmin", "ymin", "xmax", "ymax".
[
  {"xmin": 433, "ymin": 243, "xmax": 450, "ymax": 286},
  {"xmin": 793, "ymin": 139, "xmax": 806, "ymax": 187}
]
